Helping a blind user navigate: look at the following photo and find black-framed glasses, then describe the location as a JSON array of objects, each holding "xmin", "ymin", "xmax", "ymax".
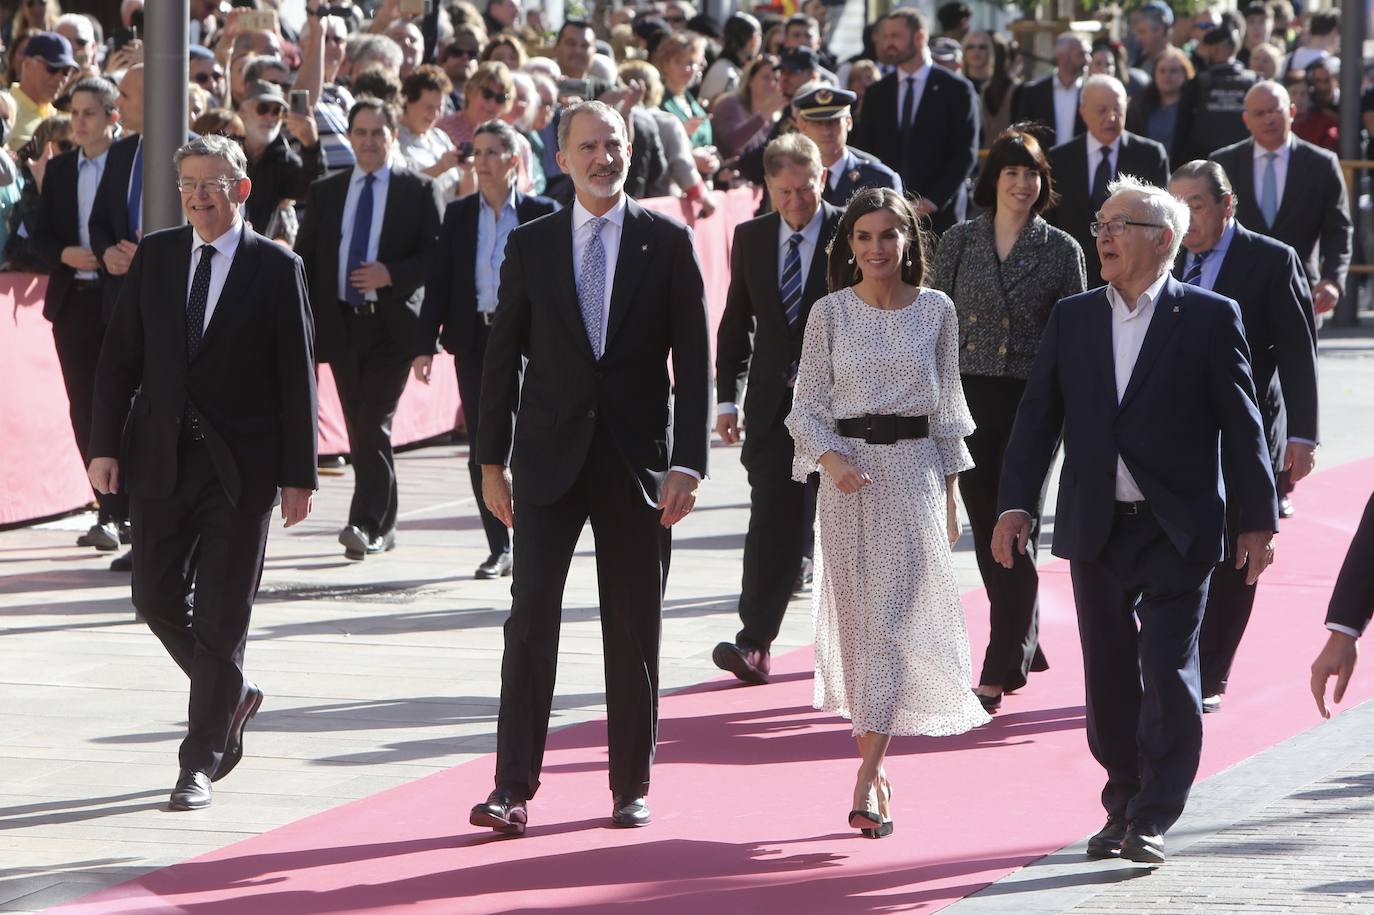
[
  {"xmin": 446, "ymin": 45, "xmax": 478, "ymax": 60},
  {"xmin": 1089, "ymin": 217, "xmax": 1167, "ymax": 237},
  {"xmin": 479, "ymin": 87, "xmax": 508, "ymax": 104}
]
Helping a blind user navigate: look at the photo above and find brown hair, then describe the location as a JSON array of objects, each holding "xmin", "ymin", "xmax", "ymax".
[
  {"xmin": 465, "ymin": 60, "xmax": 515, "ymax": 111},
  {"xmin": 737, "ymin": 53, "xmax": 779, "ymax": 112},
  {"xmin": 481, "ymin": 33, "xmax": 528, "ymax": 69},
  {"xmin": 401, "ymin": 63, "xmax": 452, "ymax": 104},
  {"xmin": 972, "ymin": 124, "xmax": 1057, "ymax": 213},
  {"xmin": 827, "ymin": 187, "xmax": 927, "ymax": 292}
]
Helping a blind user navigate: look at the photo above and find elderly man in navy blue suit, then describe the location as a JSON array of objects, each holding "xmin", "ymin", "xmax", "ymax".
[{"xmin": 993, "ymin": 176, "xmax": 1278, "ymax": 864}]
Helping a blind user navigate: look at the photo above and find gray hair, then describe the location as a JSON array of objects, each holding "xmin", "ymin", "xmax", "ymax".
[
  {"xmin": 556, "ymin": 100, "xmax": 627, "ymax": 152},
  {"xmin": 244, "ymin": 56, "xmax": 288, "ymax": 84},
  {"xmin": 174, "ymin": 134, "xmax": 248, "ymax": 179},
  {"xmin": 1055, "ymin": 31, "xmax": 1089, "ymax": 53},
  {"xmin": 1106, "ymin": 174, "xmax": 1189, "ymax": 265},
  {"xmin": 1170, "ymin": 159, "xmax": 1233, "ymax": 202},
  {"xmin": 56, "ymin": 12, "xmax": 94, "ymax": 40},
  {"xmin": 1247, "ymin": 78, "xmax": 1291, "ymax": 109},
  {"xmin": 345, "ymin": 33, "xmax": 404, "ymax": 72},
  {"xmin": 507, "ymin": 71, "xmax": 537, "ymax": 131},
  {"xmin": 1081, "ymin": 73, "xmax": 1127, "ymax": 101},
  {"xmin": 763, "ymin": 132, "xmax": 823, "ymax": 179}
]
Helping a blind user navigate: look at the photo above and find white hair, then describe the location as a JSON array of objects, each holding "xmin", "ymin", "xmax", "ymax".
[
  {"xmin": 507, "ymin": 71, "xmax": 537, "ymax": 131},
  {"xmin": 524, "ymin": 57, "xmax": 562, "ymax": 81},
  {"xmin": 56, "ymin": 13, "xmax": 94, "ymax": 40},
  {"xmin": 1106, "ymin": 174, "xmax": 1190, "ymax": 265},
  {"xmin": 1056, "ymin": 31, "xmax": 1089, "ymax": 53},
  {"xmin": 1081, "ymin": 73, "xmax": 1127, "ymax": 101}
]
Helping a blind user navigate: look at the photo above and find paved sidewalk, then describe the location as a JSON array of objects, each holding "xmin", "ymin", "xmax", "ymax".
[{"xmin": 3, "ymin": 323, "xmax": 1373, "ymax": 913}]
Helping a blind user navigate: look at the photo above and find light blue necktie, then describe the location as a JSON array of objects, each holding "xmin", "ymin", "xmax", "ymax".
[
  {"xmin": 1260, "ymin": 151, "xmax": 1279, "ymax": 227},
  {"xmin": 578, "ymin": 216, "xmax": 607, "ymax": 357}
]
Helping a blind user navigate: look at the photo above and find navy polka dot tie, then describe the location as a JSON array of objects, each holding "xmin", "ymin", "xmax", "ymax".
[{"xmin": 186, "ymin": 244, "xmax": 214, "ymax": 360}]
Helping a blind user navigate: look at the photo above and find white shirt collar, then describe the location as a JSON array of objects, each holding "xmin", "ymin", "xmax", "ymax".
[
  {"xmin": 1055, "ymin": 71, "xmax": 1082, "ymax": 91},
  {"xmin": 779, "ymin": 204, "xmax": 825, "ymax": 248},
  {"xmin": 572, "ymin": 193, "xmax": 628, "ymax": 232},
  {"xmin": 898, "ymin": 59, "xmax": 932, "ymax": 82},
  {"xmin": 191, "ymin": 216, "xmax": 244, "ymax": 257},
  {"xmin": 479, "ymin": 186, "xmax": 518, "ymax": 216},
  {"xmin": 351, "ymin": 164, "xmax": 392, "ymax": 186},
  {"xmin": 1107, "ymin": 270, "xmax": 1170, "ymax": 320},
  {"xmin": 1253, "ymin": 135, "xmax": 1293, "ymax": 162},
  {"xmin": 827, "ymin": 149, "xmax": 855, "ymax": 187},
  {"xmin": 1086, "ymin": 132, "xmax": 1120, "ymax": 161},
  {"xmin": 79, "ymin": 146, "xmax": 109, "ymax": 168}
]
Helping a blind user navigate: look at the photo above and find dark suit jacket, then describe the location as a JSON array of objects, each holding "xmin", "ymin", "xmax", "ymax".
[
  {"xmin": 624, "ymin": 107, "xmax": 667, "ymax": 203},
  {"xmin": 90, "ymin": 223, "xmax": 318, "ymax": 513},
  {"xmin": 415, "ymin": 189, "xmax": 559, "ymax": 361},
  {"xmin": 295, "ymin": 165, "xmax": 442, "ymax": 363},
  {"xmin": 998, "ymin": 277, "xmax": 1278, "ymax": 564},
  {"xmin": 88, "ymin": 133, "xmax": 140, "ymax": 321},
  {"xmin": 849, "ymin": 65, "xmax": 979, "ymax": 233},
  {"xmin": 29, "ymin": 148, "xmax": 89, "ymax": 321},
  {"xmin": 477, "ymin": 197, "xmax": 712, "ymax": 507},
  {"xmin": 715, "ymin": 203, "xmax": 843, "ymax": 467},
  {"xmin": 1047, "ymin": 131, "xmax": 1171, "ymax": 286},
  {"xmin": 825, "ymin": 147, "xmax": 902, "ymax": 208},
  {"xmin": 1011, "ymin": 73, "xmax": 1086, "ymax": 148},
  {"xmin": 1210, "ymin": 137, "xmax": 1353, "ymax": 294},
  {"xmin": 1327, "ymin": 491, "xmax": 1374, "ymax": 635},
  {"xmin": 1173, "ymin": 223, "xmax": 1318, "ymax": 470}
]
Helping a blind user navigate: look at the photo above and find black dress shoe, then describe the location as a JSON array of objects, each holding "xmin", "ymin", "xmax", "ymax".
[
  {"xmin": 214, "ymin": 683, "xmax": 264, "ymax": 783},
  {"xmin": 611, "ymin": 794, "xmax": 651, "ymax": 827},
  {"xmin": 974, "ymin": 689, "xmax": 1002, "ymax": 712},
  {"xmin": 318, "ymin": 455, "xmax": 347, "ymax": 476},
  {"xmin": 169, "ymin": 768, "xmax": 213, "ymax": 810},
  {"xmin": 1086, "ymin": 815, "xmax": 1128, "ymax": 859},
  {"xmin": 712, "ymin": 642, "xmax": 770, "ymax": 685},
  {"xmin": 109, "ymin": 551, "xmax": 133, "ymax": 572},
  {"xmin": 470, "ymin": 787, "xmax": 527, "ymax": 836},
  {"xmin": 1121, "ymin": 821, "xmax": 1166, "ymax": 864},
  {"xmin": 339, "ymin": 526, "xmax": 393, "ymax": 559},
  {"xmin": 475, "ymin": 551, "xmax": 513, "ymax": 579}
]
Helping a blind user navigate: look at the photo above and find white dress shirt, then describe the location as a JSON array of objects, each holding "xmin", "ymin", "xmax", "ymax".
[
  {"xmin": 896, "ymin": 59, "xmax": 932, "ymax": 128},
  {"xmin": 1052, "ymin": 74, "xmax": 1083, "ymax": 147},
  {"xmin": 1085, "ymin": 133, "xmax": 1120, "ymax": 198},
  {"xmin": 75, "ymin": 148, "xmax": 108, "ymax": 280},
  {"xmin": 1106, "ymin": 271, "xmax": 1170, "ymax": 502},
  {"xmin": 827, "ymin": 149, "xmax": 855, "ymax": 190},
  {"xmin": 186, "ymin": 217, "xmax": 245, "ymax": 333},
  {"xmin": 570, "ymin": 193, "xmax": 626, "ymax": 355},
  {"xmin": 337, "ymin": 165, "xmax": 392, "ymax": 303},
  {"xmin": 1252, "ymin": 136, "xmax": 1292, "ymax": 216}
]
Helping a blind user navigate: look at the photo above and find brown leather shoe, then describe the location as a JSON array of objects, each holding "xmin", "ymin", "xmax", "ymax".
[{"xmin": 712, "ymin": 642, "xmax": 770, "ymax": 685}]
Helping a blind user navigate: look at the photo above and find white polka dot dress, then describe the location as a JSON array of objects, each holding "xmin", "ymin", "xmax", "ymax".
[{"xmin": 785, "ymin": 286, "xmax": 992, "ymax": 738}]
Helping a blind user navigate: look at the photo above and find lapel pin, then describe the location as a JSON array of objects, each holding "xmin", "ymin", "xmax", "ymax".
[
  {"xmin": 641, "ymin": 244, "xmax": 648, "ymax": 252},
  {"xmin": 1173, "ymin": 305, "xmax": 1180, "ymax": 312}
]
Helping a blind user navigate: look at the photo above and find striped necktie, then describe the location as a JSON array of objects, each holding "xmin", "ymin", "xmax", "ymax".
[
  {"xmin": 1183, "ymin": 249, "xmax": 1211, "ymax": 287},
  {"xmin": 780, "ymin": 232, "xmax": 804, "ymax": 327}
]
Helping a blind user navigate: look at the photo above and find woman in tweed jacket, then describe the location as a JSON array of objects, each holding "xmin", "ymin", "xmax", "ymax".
[{"xmin": 930, "ymin": 126, "xmax": 1086, "ymax": 714}]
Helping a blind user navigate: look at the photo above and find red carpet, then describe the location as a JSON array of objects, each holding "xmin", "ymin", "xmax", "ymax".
[{"xmin": 55, "ymin": 458, "xmax": 1374, "ymax": 914}]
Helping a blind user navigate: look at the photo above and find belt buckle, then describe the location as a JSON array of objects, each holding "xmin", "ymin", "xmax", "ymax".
[
  {"xmin": 1120, "ymin": 501, "xmax": 1139, "ymax": 516},
  {"xmin": 864, "ymin": 415, "xmax": 897, "ymax": 446},
  {"xmin": 482, "ymin": 311, "xmax": 496, "ymax": 326}
]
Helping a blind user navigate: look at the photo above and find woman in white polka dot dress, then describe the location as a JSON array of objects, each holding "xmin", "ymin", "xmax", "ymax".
[{"xmin": 785, "ymin": 188, "xmax": 991, "ymax": 838}]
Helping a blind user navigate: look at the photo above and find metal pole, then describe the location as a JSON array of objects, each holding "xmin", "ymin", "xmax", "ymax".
[
  {"xmin": 144, "ymin": 1, "xmax": 189, "ymax": 234},
  {"xmin": 1336, "ymin": 0, "xmax": 1364, "ymax": 327}
]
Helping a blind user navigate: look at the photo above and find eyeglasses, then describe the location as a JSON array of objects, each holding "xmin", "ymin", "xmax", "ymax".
[
  {"xmin": 1089, "ymin": 217, "xmax": 1167, "ymax": 237},
  {"xmin": 193, "ymin": 70, "xmax": 225, "ymax": 85},
  {"xmin": 446, "ymin": 46, "xmax": 478, "ymax": 60},
  {"xmin": 479, "ymin": 87, "xmax": 509, "ymax": 104},
  {"xmin": 254, "ymin": 101, "xmax": 286, "ymax": 117},
  {"xmin": 176, "ymin": 177, "xmax": 238, "ymax": 194},
  {"xmin": 43, "ymin": 63, "xmax": 74, "ymax": 76}
]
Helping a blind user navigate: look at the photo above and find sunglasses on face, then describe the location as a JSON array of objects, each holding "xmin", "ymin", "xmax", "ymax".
[
  {"xmin": 479, "ymin": 87, "xmax": 508, "ymax": 104},
  {"xmin": 255, "ymin": 101, "xmax": 285, "ymax": 117},
  {"xmin": 193, "ymin": 70, "xmax": 225, "ymax": 85},
  {"xmin": 446, "ymin": 46, "xmax": 478, "ymax": 60},
  {"xmin": 43, "ymin": 63, "xmax": 74, "ymax": 76}
]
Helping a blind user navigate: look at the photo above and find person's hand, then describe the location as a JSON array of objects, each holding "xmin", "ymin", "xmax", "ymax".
[
  {"xmin": 482, "ymin": 464, "xmax": 514, "ymax": 528},
  {"xmin": 61, "ymin": 246, "xmax": 100, "ymax": 271},
  {"xmin": 697, "ymin": 191, "xmax": 716, "ymax": 219},
  {"xmin": 658, "ymin": 469, "xmax": 699, "ymax": 527},
  {"xmin": 1311, "ymin": 630, "xmax": 1358, "ymax": 718},
  {"xmin": 1235, "ymin": 529, "xmax": 1276, "ymax": 585},
  {"xmin": 819, "ymin": 451, "xmax": 871, "ymax": 494},
  {"xmin": 412, "ymin": 354, "xmax": 433, "ymax": 384},
  {"xmin": 104, "ymin": 239, "xmax": 139, "ymax": 276},
  {"xmin": 281, "ymin": 486, "xmax": 312, "ymax": 527},
  {"xmin": 758, "ymin": 87, "xmax": 788, "ymax": 117},
  {"xmin": 1284, "ymin": 441, "xmax": 1317, "ymax": 484},
  {"xmin": 350, "ymin": 261, "xmax": 391, "ymax": 294},
  {"xmin": 284, "ymin": 111, "xmax": 319, "ymax": 147},
  {"xmin": 435, "ymin": 146, "xmax": 462, "ymax": 173},
  {"xmin": 106, "ymin": 39, "xmax": 144, "ymax": 73},
  {"xmin": 29, "ymin": 140, "xmax": 57, "ymax": 192},
  {"xmin": 991, "ymin": 510, "xmax": 1031, "ymax": 568},
  {"xmin": 693, "ymin": 145, "xmax": 720, "ymax": 176},
  {"xmin": 715, "ymin": 411, "xmax": 740, "ymax": 444},
  {"xmin": 88, "ymin": 457, "xmax": 119, "ymax": 494},
  {"xmin": 946, "ymin": 489, "xmax": 960, "ymax": 547},
  {"xmin": 1313, "ymin": 279, "xmax": 1341, "ymax": 314}
]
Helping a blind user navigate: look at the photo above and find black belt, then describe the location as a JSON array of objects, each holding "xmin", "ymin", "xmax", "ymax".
[
  {"xmin": 340, "ymin": 299, "xmax": 377, "ymax": 316},
  {"xmin": 835, "ymin": 414, "xmax": 929, "ymax": 445},
  {"xmin": 73, "ymin": 278, "xmax": 102, "ymax": 291},
  {"xmin": 1114, "ymin": 500, "xmax": 1149, "ymax": 516}
]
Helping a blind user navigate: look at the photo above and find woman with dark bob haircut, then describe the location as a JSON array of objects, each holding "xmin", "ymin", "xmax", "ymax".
[
  {"xmin": 786, "ymin": 187, "xmax": 991, "ymax": 840},
  {"xmin": 929, "ymin": 126, "xmax": 1086, "ymax": 714}
]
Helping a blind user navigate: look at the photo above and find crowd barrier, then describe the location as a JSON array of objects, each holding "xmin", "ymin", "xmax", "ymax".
[{"xmin": 0, "ymin": 185, "xmax": 761, "ymax": 527}]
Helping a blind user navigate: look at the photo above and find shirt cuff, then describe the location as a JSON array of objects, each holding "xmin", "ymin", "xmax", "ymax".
[
  {"xmin": 716, "ymin": 402, "xmax": 738, "ymax": 416},
  {"xmin": 669, "ymin": 465, "xmax": 701, "ymax": 480},
  {"xmin": 1327, "ymin": 623, "xmax": 1362, "ymax": 639},
  {"xmin": 997, "ymin": 509, "xmax": 1031, "ymax": 522},
  {"xmin": 1287, "ymin": 437, "xmax": 1318, "ymax": 447}
]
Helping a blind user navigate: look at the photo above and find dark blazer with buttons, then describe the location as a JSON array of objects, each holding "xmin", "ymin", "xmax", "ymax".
[
  {"xmin": 929, "ymin": 212, "xmax": 1086, "ymax": 380},
  {"xmin": 1327, "ymin": 491, "xmax": 1374, "ymax": 635},
  {"xmin": 294, "ymin": 165, "xmax": 443, "ymax": 363},
  {"xmin": 1210, "ymin": 136, "xmax": 1352, "ymax": 295},
  {"xmin": 1011, "ymin": 73, "xmax": 1086, "ymax": 149},
  {"xmin": 1047, "ymin": 131, "xmax": 1170, "ymax": 286},
  {"xmin": 477, "ymin": 197, "xmax": 711, "ymax": 507},
  {"xmin": 87, "ymin": 133, "xmax": 140, "ymax": 322},
  {"xmin": 715, "ymin": 202, "xmax": 843, "ymax": 468},
  {"xmin": 415, "ymin": 189, "xmax": 559, "ymax": 361},
  {"xmin": 28, "ymin": 148, "xmax": 88, "ymax": 322},
  {"xmin": 1172, "ymin": 222, "xmax": 1318, "ymax": 473},
  {"xmin": 824, "ymin": 147, "xmax": 902, "ymax": 208},
  {"xmin": 89, "ymin": 223, "xmax": 318, "ymax": 514},
  {"xmin": 998, "ymin": 277, "xmax": 1277, "ymax": 564},
  {"xmin": 848, "ymin": 65, "xmax": 979, "ymax": 233}
]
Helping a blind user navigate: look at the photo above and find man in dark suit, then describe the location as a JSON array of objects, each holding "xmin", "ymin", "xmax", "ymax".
[
  {"xmin": 711, "ymin": 133, "xmax": 842, "ymax": 686},
  {"xmin": 1048, "ymin": 74, "xmax": 1170, "ymax": 286},
  {"xmin": 87, "ymin": 134, "xmax": 318, "ymax": 810},
  {"xmin": 993, "ymin": 177, "xmax": 1277, "ymax": 864},
  {"xmin": 1011, "ymin": 31, "xmax": 1088, "ymax": 149},
  {"xmin": 1169, "ymin": 160, "xmax": 1319, "ymax": 711},
  {"xmin": 29, "ymin": 76, "xmax": 130, "ymax": 558},
  {"xmin": 89, "ymin": 64, "xmax": 144, "ymax": 324},
  {"xmin": 412, "ymin": 120, "xmax": 558, "ymax": 579},
  {"xmin": 849, "ymin": 7, "xmax": 978, "ymax": 233},
  {"xmin": 789, "ymin": 83, "xmax": 902, "ymax": 207},
  {"xmin": 296, "ymin": 98, "xmax": 442, "ymax": 560},
  {"xmin": 1311, "ymin": 491, "xmax": 1374, "ymax": 718},
  {"xmin": 468, "ymin": 100, "xmax": 710, "ymax": 834}
]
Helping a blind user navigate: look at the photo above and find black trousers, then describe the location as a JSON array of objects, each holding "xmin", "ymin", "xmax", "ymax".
[
  {"xmin": 1198, "ymin": 551, "xmax": 1260, "ymax": 696},
  {"xmin": 453, "ymin": 320, "xmax": 509, "ymax": 556},
  {"xmin": 51, "ymin": 285, "xmax": 128, "ymax": 523},
  {"xmin": 1069, "ymin": 509, "xmax": 1213, "ymax": 833},
  {"xmin": 735, "ymin": 409, "xmax": 816, "ymax": 652},
  {"xmin": 959, "ymin": 375, "xmax": 1048, "ymax": 690},
  {"xmin": 131, "ymin": 439, "xmax": 271, "ymax": 775},
  {"xmin": 330, "ymin": 306, "xmax": 413, "ymax": 539},
  {"xmin": 496, "ymin": 424, "xmax": 670, "ymax": 800}
]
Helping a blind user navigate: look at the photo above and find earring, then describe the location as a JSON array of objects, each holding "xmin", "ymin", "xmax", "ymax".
[
  {"xmin": 847, "ymin": 255, "xmax": 855, "ymax": 264},
  {"xmin": 905, "ymin": 257, "xmax": 912, "ymax": 267}
]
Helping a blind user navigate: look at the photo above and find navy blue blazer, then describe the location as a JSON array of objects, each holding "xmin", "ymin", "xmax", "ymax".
[
  {"xmin": 415, "ymin": 189, "xmax": 559, "ymax": 360},
  {"xmin": 824, "ymin": 147, "xmax": 902, "ymax": 208},
  {"xmin": 998, "ymin": 277, "xmax": 1278, "ymax": 564}
]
